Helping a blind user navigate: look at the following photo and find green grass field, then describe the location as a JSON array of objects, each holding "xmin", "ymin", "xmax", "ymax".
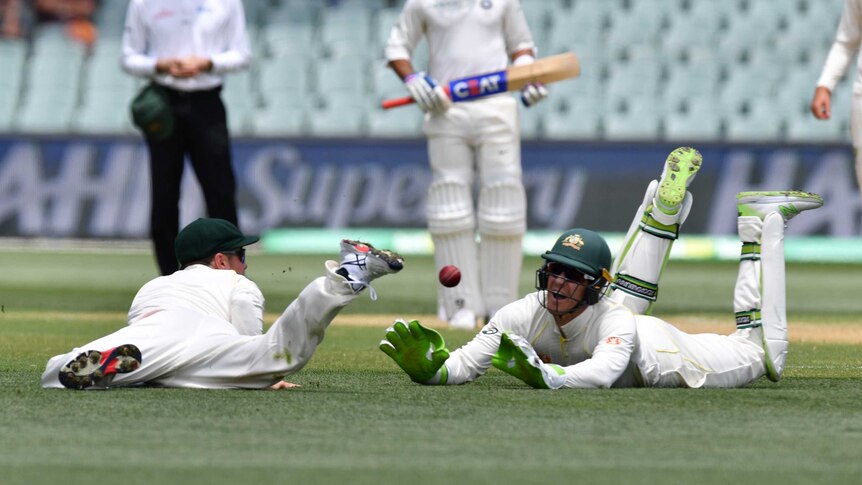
[{"xmin": 1, "ymin": 250, "xmax": 861, "ymax": 484}]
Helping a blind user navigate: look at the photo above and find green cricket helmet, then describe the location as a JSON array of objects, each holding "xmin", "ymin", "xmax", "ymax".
[{"xmin": 537, "ymin": 228, "xmax": 613, "ymax": 308}]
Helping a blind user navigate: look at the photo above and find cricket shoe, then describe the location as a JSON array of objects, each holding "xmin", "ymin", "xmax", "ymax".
[
  {"xmin": 337, "ymin": 239, "xmax": 404, "ymax": 300},
  {"xmin": 58, "ymin": 344, "xmax": 142, "ymax": 390},
  {"xmin": 736, "ymin": 191, "xmax": 824, "ymax": 222},
  {"xmin": 655, "ymin": 146, "xmax": 702, "ymax": 215}
]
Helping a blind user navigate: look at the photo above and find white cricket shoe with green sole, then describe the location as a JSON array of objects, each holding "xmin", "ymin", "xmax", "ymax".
[
  {"xmin": 736, "ymin": 191, "xmax": 824, "ymax": 222},
  {"xmin": 656, "ymin": 147, "xmax": 702, "ymax": 215}
]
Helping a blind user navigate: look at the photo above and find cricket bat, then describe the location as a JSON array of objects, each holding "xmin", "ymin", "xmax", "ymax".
[{"xmin": 381, "ymin": 52, "xmax": 580, "ymax": 109}]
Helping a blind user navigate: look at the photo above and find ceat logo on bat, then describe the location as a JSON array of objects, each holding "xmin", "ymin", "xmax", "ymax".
[{"xmin": 448, "ymin": 71, "xmax": 509, "ymax": 102}]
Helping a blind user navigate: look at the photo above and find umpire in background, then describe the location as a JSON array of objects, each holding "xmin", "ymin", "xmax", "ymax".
[{"xmin": 121, "ymin": 0, "xmax": 251, "ymax": 275}]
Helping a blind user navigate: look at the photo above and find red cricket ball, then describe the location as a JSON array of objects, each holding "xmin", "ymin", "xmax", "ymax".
[{"xmin": 438, "ymin": 265, "xmax": 461, "ymax": 288}]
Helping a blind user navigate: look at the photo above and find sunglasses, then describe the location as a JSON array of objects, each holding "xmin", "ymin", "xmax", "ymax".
[
  {"xmin": 545, "ymin": 262, "xmax": 594, "ymax": 284},
  {"xmin": 222, "ymin": 248, "xmax": 246, "ymax": 264}
]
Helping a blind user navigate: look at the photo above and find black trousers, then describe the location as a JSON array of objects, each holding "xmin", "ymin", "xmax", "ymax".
[{"xmin": 144, "ymin": 86, "xmax": 238, "ymax": 275}]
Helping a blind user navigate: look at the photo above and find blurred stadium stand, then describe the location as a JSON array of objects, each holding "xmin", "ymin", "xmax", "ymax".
[{"xmin": 0, "ymin": 0, "xmax": 850, "ymax": 142}]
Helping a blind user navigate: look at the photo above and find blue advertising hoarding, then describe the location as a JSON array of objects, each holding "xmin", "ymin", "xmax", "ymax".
[{"xmin": 0, "ymin": 136, "xmax": 857, "ymax": 239}]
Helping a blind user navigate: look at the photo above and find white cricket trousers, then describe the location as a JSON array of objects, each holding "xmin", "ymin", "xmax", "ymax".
[
  {"xmin": 42, "ymin": 265, "xmax": 356, "ymax": 389},
  {"xmin": 607, "ymin": 181, "xmax": 782, "ymax": 388}
]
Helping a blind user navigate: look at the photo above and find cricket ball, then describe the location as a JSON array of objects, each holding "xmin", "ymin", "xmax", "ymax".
[{"xmin": 438, "ymin": 265, "xmax": 461, "ymax": 288}]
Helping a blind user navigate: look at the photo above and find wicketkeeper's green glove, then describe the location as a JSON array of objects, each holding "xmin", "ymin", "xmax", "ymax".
[
  {"xmin": 491, "ymin": 333, "xmax": 566, "ymax": 389},
  {"xmin": 379, "ymin": 319, "xmax": 450, "ymax": 384}
]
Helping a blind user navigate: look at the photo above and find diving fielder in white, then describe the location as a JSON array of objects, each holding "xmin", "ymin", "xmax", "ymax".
[
  {"xmin": 380, "ymin": 148, "xmax": 825, "ymax": 388},
  {"xmin": 811, "ymin": 0, "xmax": 862, "ymax": 200},
  {"xmin": 385, "ymin": 0, "xmax": 549, "ymax": 329},
  {"xmin": 42, "ymin": 219, "xmax": 404, "ymax": 390}
]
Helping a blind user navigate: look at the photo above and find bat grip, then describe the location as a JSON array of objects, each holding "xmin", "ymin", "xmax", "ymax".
[
  {"xmin": 381, "ymin": 96, "xmax": 415, "ymax": 109},
  {"xmin": 381, "ymin": 86, "xmax": 452, "ymax": 110}
]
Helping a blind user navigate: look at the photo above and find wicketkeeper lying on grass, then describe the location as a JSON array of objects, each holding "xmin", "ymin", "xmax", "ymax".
[
  {"xmin": 381, "ymin": 147, "xmax": 824, "ymax": 388},
  {"xmin": 42, "ymin": 218, "xmax": 404, "ymax": 390}
]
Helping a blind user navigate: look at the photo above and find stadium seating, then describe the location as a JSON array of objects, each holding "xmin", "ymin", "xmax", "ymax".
[{"xmin": 0, "ymin": 0, "xmax": 852, "ymax": 143}]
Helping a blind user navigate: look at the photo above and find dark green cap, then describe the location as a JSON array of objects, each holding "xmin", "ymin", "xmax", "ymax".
[
  {"xmin": 174, "ymin": 218, "xmax": 259, "ymax": 266},
  {"xmin": 130, "ymin": 83, "xmax": 174, "ymax": 141},
  {"xmin": 541, "ymin": 228, "xmax": 612, "ymax": 280}
]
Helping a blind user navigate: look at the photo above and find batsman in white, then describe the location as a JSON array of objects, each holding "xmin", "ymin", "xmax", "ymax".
[
  {"xmin": 385, "ymin": 0, "xmax": 549, "ymax": 330},
  {"xmin": 42, "ymin": 218, "xmax": 404, "ymax": 390},
  {"xmin": 811, "ymin": 0, "xmax": 862, "ymax": 200},
  {"xmin": 380, "ymin": 147, "xmax": 825, "ymax": 389}
]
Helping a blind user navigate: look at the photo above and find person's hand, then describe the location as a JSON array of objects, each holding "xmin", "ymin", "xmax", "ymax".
[
  {"xmin": 811, "ymin": 86, "xmax": 832, "ymax": 120},
  {"xmin": 155, "ymin": 58, "xmax": 183, "ymax": 75},
  {"xmin": 269, "ymin": 381, "xmax": 301, "ymax": 390},
  {"xmin": 173, "ymin": 56, "xmax": 213, "ymax": 78},
  {"xmin": 157, "ymin": 57, "xmax": 212, "ymax": 78},
  {"xmin": 379, "ymin": 319, "xmax": 449, "ymax": 383},
  {"xmin": 520, "ymin": 82, "xmax": 548, "ymax": 107},
  {"xmin": 404, "ymin": 72, "xmax": 451, "ymax": 114},
  {"xmin": 491, "ymin": 333, "xmax": 565, "ymax": 389}
]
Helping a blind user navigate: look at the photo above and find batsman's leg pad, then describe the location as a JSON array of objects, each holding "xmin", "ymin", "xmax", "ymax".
[
  {"xmin": 427, "ymin": 178, "xmax": 483, "ymax": 320},
  {"xmin": 426, "ymin": 178, "xmax": 475, "ymax": 235},
  {"xmin": 478, "ymin": 179, "xmax": 526, "ymax": 317},
  {"xmin": 477, "ymin": 178, "xmax": 526, "ymax": 236}
]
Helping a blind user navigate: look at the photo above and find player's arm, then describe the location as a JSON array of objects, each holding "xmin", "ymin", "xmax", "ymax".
[
  {"xmin": 120, "ymin": 0, "xmax": 160, "ymax": 76},
  {"xmin": 815, "ymin": 0, "xmax": 862, "ymax": 100},
  {"xmin": 229, "ymin": 278, "xmax": 266, "ymax": 336},
  {"xmin": 208, "ymin": 0, "xmax": 252, "ymax": 73},
  {"xmin": 384, "ymin": 1, "xmax": 450, "ymax": 113}
]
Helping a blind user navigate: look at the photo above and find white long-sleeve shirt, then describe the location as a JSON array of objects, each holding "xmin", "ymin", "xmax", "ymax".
[
  {"xmin": 817, "ymin": 0, "xmax": 862, "ymax": 94},
  {"xmin": 121, "ymin": 0, "xmax": 251, "ymax": 91},
  {"xmin": 442, "ymin": 292, "xmax": 640, "ymax": 388},
  {"xmin": 440, "ymin": 290, "xmax": 766, "ymax": 389},
  {"xmin": 385, "ymin": 0, "xmax": 536, "ymax": 84},
  {"xmin": 128, "ymin": 265, "xmax": 265, "ymax": 336}
]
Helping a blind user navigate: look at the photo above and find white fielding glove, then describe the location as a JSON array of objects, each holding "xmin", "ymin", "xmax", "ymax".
[
  {"xmin": 521, "ymin": 82, "xmax": 548, "ymax": 107},
  {"xmin": 404, "ymin": 72, "xmax": 451, "ymax": 114}
]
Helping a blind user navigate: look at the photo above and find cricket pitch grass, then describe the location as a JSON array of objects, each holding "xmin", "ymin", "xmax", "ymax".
[{"xmin": 1, "ymin": 251, "xmax": 860, "ymax": 484}]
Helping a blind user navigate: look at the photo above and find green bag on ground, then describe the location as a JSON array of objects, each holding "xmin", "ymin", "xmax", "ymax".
[{"xmin": 130, "ymin": 83, "xmax": 174, "ymax": 140}]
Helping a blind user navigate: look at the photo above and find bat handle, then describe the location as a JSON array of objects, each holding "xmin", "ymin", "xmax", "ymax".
[
  {"xmin": 381, "ymin": 96, "xmax": 415, "ymax": 109},
  {"xmin": 381, "ymin": 86, "xmax": 452, "ymax": 110}
]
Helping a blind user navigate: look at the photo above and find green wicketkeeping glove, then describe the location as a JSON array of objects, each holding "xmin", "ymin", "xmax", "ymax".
[
  {"xmin": 491, "ymin": 333, "xmax": 566, "ymax": 389},
  {"xmin": 379, "ymin": 319, "xmax": 450, "ymax": 384}
]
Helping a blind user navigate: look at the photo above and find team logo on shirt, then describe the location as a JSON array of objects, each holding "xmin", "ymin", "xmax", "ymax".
[
  {"xmin": 481, "ymin": 324, "xmax": 499, "ymax": 335},
  {"xmin": 480, "ymin": 0, "xmax": 493, "ymax": 9},
  {"xmin": 562, "ymin": 234, "xmax": 585, "ymax": 251},
  {"xmin": 605, "ymin": 336, "xmax": 622, "ymax": 345}
]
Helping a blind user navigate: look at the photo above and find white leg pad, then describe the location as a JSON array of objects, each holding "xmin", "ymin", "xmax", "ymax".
[
  {"xmin": 478, "ymin": 179, "xmax": 526, "ymax": 317},
  {"xmin": 608, "ymin": 180, "xmax": 683, "ymax": 315},
  {"xmin": 760, "ymin": 212, "xmax": 788, "ymax": 380},
  {"xmin": 426, "ymin": 178, "xmax": 483, "ymax": 320}
]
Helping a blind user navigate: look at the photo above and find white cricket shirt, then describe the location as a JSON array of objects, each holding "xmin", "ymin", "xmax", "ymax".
[
  {"xmin": 127, "ymin": 264, "xmax": 265, "ymax": 336},
  {"xmin": 121, "ymin": 0, "xmax": 251, "ymax": 91},
  {"xmin": 385, "ymin": 0, "xmax": 536, "ymax": 84},
  {"xmin": 442, "ymin": 292, "xmax": 640, "ymax": 388}
]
